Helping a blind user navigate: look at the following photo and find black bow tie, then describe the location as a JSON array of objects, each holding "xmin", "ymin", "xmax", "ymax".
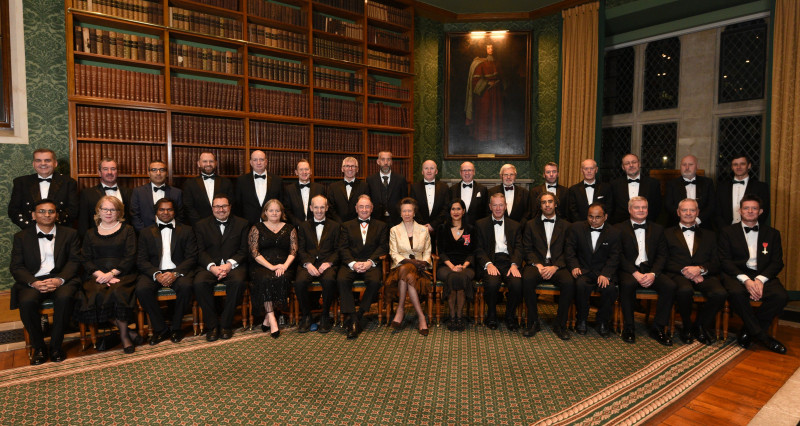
[
  {"xmin": 37, "ymin": 232, "xmax": 54, "ymax": 241},
  {"xmin": 315, "ymin": 221, "xmax": 325, "ymax": 226},
  {"xmin": 744, "ymin": 225, "xmax": 759, "ymax": 233},
  {"xmin": 584, "ymin": 183, "xmax": 595, "ymax": 188},
  {"xmin": 493, "ymin": 220, "xmax": 503, "ymax": 226},
  {"xmin": 37, "ymin": 177, "xmax": 52, "ymax": 183},
  {"xmin": 358, "ymin": 219, "xmax": 370, "ymax": 224},
  {"xmin": 627, "ymin": 178, "xmax": 640, "ymax": 183},
  {"xmin": 424, "ymin": 181, "xmax": 436, "ymax": 185},
  {"xmin": 547, "ymin": 184, "xmax": 557, "ymax": 189},
  {"xmin": 216, "ymin": 220, "xmax": 228, "ymax": 227},
  {"xmin": 590, "ymin": 227, "xmax": 602, "ymax": 233},
  {"xmin": 681, "ymin": 225, "xmax": 696, "ymax": 233},
  {"xmin": 254, "ymin": 174, "xmax": 266, "ymax": 180},
  {"xmin": 683, "ymin": 180, "xmax": 695, "ymax": 186},
  {"xmin": 541, "ymin": 218, "xmax": 555, "ymax": 223},
  {"xmin": 103, "ymin": 186, "xmax": 118, "ymax": 192},
  {"xmin": 158, "ymin": 223, "xmax": 174, "ymax": 231},
  {"xmin": 298, "ymin": 183, "xmax": 310, "ymax": 189},
  {"xmin": 733, "ymin": 180, "xmax": 746, "ymax": 185},
  {"xmin": 153, "ymin": 186, "xmax": 165, "ymax": 192},
  {"xmin": 504, "ymin": 186, "xmax": 514, "ymax": 191},
  {"xmin": 202, "ymin": 174, "xmax": 216, "ymax": 180},
  {"xmin": 632, "ymin": 223, "xmax": 647, "ymax": 230},
  {"xmin": 462, "ymin": 183, "xmax": 472, "ymax": 188},
  {"xmin": 344, "ymin": 180, "xmax": 355, "ymax": 187}
]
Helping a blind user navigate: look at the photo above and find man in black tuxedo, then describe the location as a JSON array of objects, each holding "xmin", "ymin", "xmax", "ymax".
[
  {"xmin": 664, "ymin": 198, "xmax": 726, "ymax": 344},
  {"xmin": 567, "ymin": 159, "xmax": 613, "ymax": 223},
  {"xmin": 235, "ymin": 150, "xmax": 283, "ymax": 225},
  {"xmin": 327, "ymin": 156, "xmax": 368, "ymax": 223},
  {"xmin": 366, "ymin": 151, "xmax": 407, "ymax": 226},
  {"xmin": 487, "ymin": 164, "xmax": 530, "ymax": 225},
  {"xmin": 609, "ymin": 154, "xmax": 662, "ymax": 224},
  {"xmin": 337, "ymin": 195, "xmax": 388, "ymax": 339},
  {"xmin": 410, "ymin": 160, "xmax": 450, "ymax": 238},
  {"xmin": 295, "ymin": 195, "xmax": 340, "ymax": 333},
  {"xmin": 182, "ymin": 152, "xmax": 234, "ymax": 226},
  {"xmin": 449, "ymin": 161, "xmax": 488, "ymax": 224},
  {"xmin": 521, "ymin": 192, "xmax": 573, "ymax": 339},
  {"xmin": 664, "ymin": 155, "xmax": 715, "ymax": 229},
  {"xmin": 716, "ymin": 154, "xmax": 770, "ymax": 229},
  {"xmin": 529, "ymin": 162, "xmax": 569, "ymax": 220},
  {"xmin": 474, "ymin": 193, "xmax": 524, "ymax": 331},
  {"xmin": 78, "ymin": 157, "xmax": 132, "ymax": 236},
  {"xmin": 9, "ymin": 199, "xmax": 81, "ymax": 364},
  {"xmin": 192, "ymin": 194, "xmax": 248, "ymax": 342},
  {"xmin": 565, "ymin": 202, "xmax": 621, "ymax": 337},
  {"xmin": 283, "ymin": 159, "xmax": 326, "ymax": 228},
  {"xmin": 719, "ymin": 195, "xmax": 787, "ymax": 354},
  {"xmin": 615, "ymin": 197, "xmax": 675, "ymax": 346},
  {"xmin": 8, "ymin": 148, "xmax": 78, "ymax": 229},
  {"xmin": 130, "ymin": 160, "xmax": 184, "ymax": 232},
  {"xmin": 135, "ymin": 198, "xmax": 198, "ymax": 345}
]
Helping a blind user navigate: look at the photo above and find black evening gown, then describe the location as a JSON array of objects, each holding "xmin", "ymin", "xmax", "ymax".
[
  {"xmin": 436, "ymin": 223, "xmax": 476, "ymax": 300},
  {"xmin": 249, "ymin": 222, "xmax": 297, "ymax": 313}
]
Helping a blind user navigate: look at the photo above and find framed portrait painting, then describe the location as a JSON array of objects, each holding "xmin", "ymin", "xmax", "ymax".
[{"xmin": 444, "ymin": 31, "xmax": 532, "ymax": 159}]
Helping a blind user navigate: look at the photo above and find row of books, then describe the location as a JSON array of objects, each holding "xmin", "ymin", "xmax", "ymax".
[
  {"xmin": 193, "ymin": 0, "xmax": 239, "ymax": 11},
  {"xmin": 171, "ymin": 77, "xmax": 243, "ymax": 110},
  {"xmin": 313, "ymin": 67, "xmax": 363, "ymax": 92},
  {"xmin": 76, "ymin": 106, "xmax": 167, "ymax": 142},
  {"xmin": 314, "ymin": 126, "xmax": 362, "ymax": 151},
  {"xmin": 367, "ymin": 49, "xmax": 410, "ymax": 73},
  {"xmin": 80, "ymin": 177, "xmax": 151, "ymax": 190},
  {"xmin": 314, "ymin": 153, "xmax": 351, "ymax": 176},
  {"xmin": 250, "ymin": 87, "xmax": 310, "ymax": 117},
  {"xmin": 368, "ymin": 27, "xmax": 410, "ymax": 51},
  {"xmin": 367, "ymin": 77, "xmax": 409, "ymax": 99},
  {"xmin": 172, "ymin": 114, "xmax": 245, "ymax": 146},
  {"xmin": 250, "ymin": 121, "xmax": 309, "ymax": 150},
  {"xmin": 366, "ymin": 2, "xmax": 412, "ymax": 28},
  {"xmin": 77, "ymin": 142, "xmax": 167, "ymax": 175},
  {"xmin": 169, "ymin": 43, "xmax": 244, "ymax": 74},
  {"xmin": 313, "ymin": 96, "xmax": 362, "ymax": 122},
  {"xmin": 367, "ymin": 133, "xmax": 410, "ymax": 156},
  {"xmin": 367, "ymin": 103, "xmax": 410, "ymax": 128},
  {"xmin": 313, "ymin": 38, "xmax": 363, "ymax": 63},
  {"xmin": 248, "ymin": 0, "xmax": 307, "ymax": 27},
  {"xmin": 73, "ymin": 0, "xmax": 164, "ymax": 25},
  {"xmin": 315, "ymin": 0, "xmax": 364, "ymax": 15},
  {"xmin": 313, "ymin": 14, "xmax": 363, "ymax": 40},
  {"xmin": 248, "ymin": 24, "xmax": 308, "ymax": 53},
  {"xmin": 249, "ymin": 56, "xmax": 308, "ymax": 84},
  {"xmin": 168, "ymin": 7, "xmax": 243, "ymax": 39},
  {"xmin": 74, "ymin": 26, "xmax": 164, "ymax": 63},
  {"xmin": 173, "ymin": 147, "xmax": 245, "ymax": 175},
  {"xmin": 74, "ymin": 64, "xmax": 165, "ymax": 104},
  {"xmin": 263, "ymin": 150, "xmax": 309, "ymax": 175}
]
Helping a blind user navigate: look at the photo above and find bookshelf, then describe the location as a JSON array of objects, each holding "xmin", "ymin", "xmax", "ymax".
[{"xmin": 66, "ymin": 0, "xmax": 414, "ymax": 192}]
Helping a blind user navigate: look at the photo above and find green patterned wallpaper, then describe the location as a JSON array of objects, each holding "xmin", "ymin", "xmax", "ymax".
[{"xmin": 0, "ymin": 1, "xmax": 69, "ymax": 291}]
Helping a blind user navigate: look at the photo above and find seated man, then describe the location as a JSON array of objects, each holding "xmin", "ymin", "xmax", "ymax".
[
  {"xmin": 565, "ymin": 202, "xmax": 621, "ymax": 337},
  {"xmin": 135, "ymin": 198, "xmax": 198, "ymax": 345},
  {"xmin": 719, "ymin": 194, "xmax": 787, "ymax": 354},
  {"xmin": 337, "ymin": 195, "xmax": 388, "ymax": 339},
  {"xmin": 10, "ymin": 199, "xmax": 81, "ymax": 364},
  {"xmin": 193, "ymin": 194, "xmax": 249, "ymax": 342},
  {"xmin": 295, "ymin": 195, "xmax": 340, "ymax": 333}
]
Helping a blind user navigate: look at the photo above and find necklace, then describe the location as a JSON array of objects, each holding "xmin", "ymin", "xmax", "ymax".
[{"xmin": 99, "ymin": 221, "xmax": 120, "ymax": 230}]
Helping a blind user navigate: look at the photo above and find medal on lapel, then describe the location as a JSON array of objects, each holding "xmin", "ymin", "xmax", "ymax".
[{"xmin": 762, "ymin": 242, "xmax": 768, "ymax": 255}]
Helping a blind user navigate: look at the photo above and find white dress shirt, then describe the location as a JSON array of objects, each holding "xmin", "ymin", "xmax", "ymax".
[
  {"xmin": 38, "ymin": 174, "xmax": 52, "ymax": 199},
  {"xmin": 157, "ymin": 219, "xmax": 177, "ymax": 272},
  {"xmin": 254, "ymin": 173, "xmax": 267, "ymax": 206},
  {"xmin": 632, "ymin": 220, "xmax": 648, "ymax": 266},
  {"xmin": 151, "ymin": 182, "xmax": 166, "ymax": 206},
  {"xmin": 731, "ymin": 177, "xmax": 749, "ymax": 224},
  {"xmin": 627, "ymin": 174, "xmax": 641, "ymax": 199},
  {"xmin": 737, "ymin": 223, "xmax": 768, "ymax": 284},
  {"xmin": 34, "ymin": 225, "xmax": 56, "ymax": 277},
  {"xmin": 542, "ymin": 215, "xmax": 555, "ymax": 260},
  {"xmin": 460, "ymin": 181, "xmax": 474, "ymax": 211},
  {"xmin": 102, "ymin": 183, "xmax": 122, "ymax": 202},
  {"xmin": 590, "ymin": 224, "xmax": 603, "ymax": 250},
  {"xmin": 202, "ymin": 174, "xmax": 215, "ymax": 205},
  {"xmin": 583, "ymin": 180, "xmax": 596, "ymax": 204},
  {"xmin": 299, "ymin": 181, "xmax": 311, "ymax": 216},
  {"xmin": 681, "ymin": 224, "xmax": 696, "ymax": 254},
  {"xmin": 684, "ymin": 178, "xmax": 697, "ymax": 200},
  {"xmin": 423, "ymin": 180, "xmax": 435, "ymax": 214},
  {"xmin": 504, "ymin": 186, "xmax": 515, "ymax": 215}
]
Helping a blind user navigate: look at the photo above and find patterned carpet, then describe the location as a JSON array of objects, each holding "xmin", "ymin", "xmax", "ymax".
[{"xmin": 0, "ymin": 311, "xmax": 743, "ymax": 424}]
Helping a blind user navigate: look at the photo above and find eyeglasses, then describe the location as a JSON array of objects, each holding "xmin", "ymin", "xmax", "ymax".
[
  {"xmin": 99, "ymin": 208, "xmax": 118, "ymax": 213},
  {"xmin": 150, "ymin": 168, "xmax": 167, "ymax": 173},
  {"xmin": 212, "ymin": 204, "xmax": 230, "ymax": 209},
  {"xmin": 342, "ymin": 165, "xmax": 357, "ymax": 168},
  {"xmin": 36, "ymin": 209, "xmax": 56, "ymax": 214},
  {"xmin": 157, "ymin": 208, "xmax": 175, "ymax": 212}
]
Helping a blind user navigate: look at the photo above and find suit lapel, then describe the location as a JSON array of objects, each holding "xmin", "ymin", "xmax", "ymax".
[
  {"xmin": 195, "ymin": 177, "xmax": 212, "ymax": 208},
  {"xmin": 29, "ymin": 176, "xmax": 43, "ymax": 203},
  {"xmin": 25, "ymin": 229, "xmax": 42, "ymax": 271},
  {"xmin": 151, "ymin": 226, "xmax": 163, "ymax": 258},
  {"xmin": 52, "ymin": 226, "xmax": 66, "ymax": 267}
]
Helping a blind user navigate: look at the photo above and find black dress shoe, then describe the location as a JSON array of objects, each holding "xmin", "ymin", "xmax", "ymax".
[
  {"xmin": 123, "ymin": 345, "xmax": 135, "ymax": 354},
  {"xmin": 761, "ymin": 336, "xmax": 787, "ymax": 355},
  {"xmin": 297, "ymin": 316, "xmax": 312, "ymax": 333},
  {"xmin": 505, "ymin": 318, "xmax": 520, "ymax": 332},
  {"xmin": 649, "ymin": 327, "xmax": 673, "ymax": 346},
  {"xmin": 206, "ymin": 328, "xmax": 220, "ymax": 342},
  {"xmin": 220, "ymin": 329, "xmax": 233, "ymax": 340},
  {"xmin": 575, "ymin": 320, "xmax": 588, "ymax": 335},
  {"xmin": 596, "ymin": 322, "xmax": 611, "ymax": 338},
  {"xmin": 31, "ymin": 348, "xmax": 48, "ymax": 366},
  {"xmin": 347, "ymin": 320, "xmax": 361, "ymax": 339},
  {"xmin": 456, "ymin": 318, "xmax": 466, "ymax": 331},
  {"xmin": 737, "ymin": 329, "xmax": 753, "ymax": 349},
  {"xmin": 170, "ymin": 330, "xmax": 184, "ymax": 343},
  {"xmin": 552, "ymin": 324, "xmax": 571, "ymax": 341},
  {"xmin": 131, "ymin": 333, "xmax": 144, "ymax": 347},
  {"xmin": 485, "ymin": 317, "xmax": 499, "ymax": 330},
  {"xmin": 271, "ymin": 329, "xmax": 281, "ymax": 339},
  {"xmin": 318, "ymin": 316, "xmax": 332, "ymax": 333},
  {"xmin": 50, "ymin": 349, "xmax": 66, "ymax": 363},
  {"xmin": 621, "ymin": 327, "xmax": 636, "ymax": 343},
  {"xmin": 522, "ymin": 320, "xmax": 542, "ymax": 338},
  {"xmin": 679, "ymin": 327, "xmax": 694, "ymax": 344},
  {"xmin": 149, "ymin": 330, "xmax": 171, "ymax": 346},
  {"xmin": 261, "ymin": 324, "xmax": 270, "ymax": 333},
  {"xmin": 694, "ymin": 325, "xmax": 716, "ymax": 345}
]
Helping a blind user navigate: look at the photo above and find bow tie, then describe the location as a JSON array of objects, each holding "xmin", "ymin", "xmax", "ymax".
[
  {"xmin": 627, "ymin": 178, "xmax": 640, "ymax": 183},
  {"xmin": 493, "ymin": 220, "xmax": 503, "ymax": 226},
  {"xmin": 504, "ymin": 186, "xmax": 514, "ymax": 191},
  {"xmin": 462, "ymin": 183, "xmax": 472, "ymax": 188},
  {"xmin": 590, "ymin": 227, "xmax": 602, "ymax": 233},
  {"xmin": 584, "ymin": 183, "xmax": 595, "ymax": 188},
  {"xmin": 344, "ymin": 180, "xmax": 355, "ymax": 187},
  {"xmin": 298, "ymin": 183, "xmax": 310, "ymax": 189},
  {"xmin": 153, "ymin": 186, "xmax": 165, "ymax": 192},
  {"xmin": 744, "ymin": 225, "xmax": 759, "ymax": 233},
  {"xmin": 547, "ymin": 184, "xmax": 557, "ymax": 189},
  {"xmin": 37, "ymin": 232, "xmax": 54, "ymax": 241},
  {"xmin": 541, "ymin": 218, "xmax": 555, "ymax": 223},
  {"xmin": 315, "ymin": 221, "xmax": 325, "ymax": 227},
  {"xmin": 216, "ymin": 220, "xmax": 228, "ymax": 227},
  {"xmin": 683, "ymin": 180, "xmax": 696, "ymax": 186},
  {"xmin": 103, "ymin": 186, "xmax": 118, "ymax": 192},
  {"xmin": 202, "ymin": 174, "xmax": 216, "ymax": 180},
  {"xmin": 37, "ymin": 177, "xmax": 52, "ymax": 183},
  {"xmin": 681, "ymin": 225, "xmax": 696, "ymax": 233},
  {"xmin": 158, "ymin": 223, "xmax": 174, "ymax": 231},
  {"xmin": 632, "ymin": 223, "xmax": 647, "ymax": 230},
  {"xmin": 254, "ymin": 174, "xmax": 266, "ymax": 180},
  {"xmin": 733, "ymin": 180, "xmax": 746, "ymax": 185},
  {"xmin": 358, "ymin": 219, "xmax": 370, "ymax": 224},
  {"xmin": 424, "ymin": 181, "xmax": 436, "ymax": 185}
]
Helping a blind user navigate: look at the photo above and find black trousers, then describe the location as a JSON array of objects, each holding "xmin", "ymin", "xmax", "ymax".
[
  {"xmin": 337, "ymin": 266, "xmax": 382, "ymax": 315},
  {"xmin": 619, "ymin": 272, "xmax": 677, "ymax": 329},
  {"xmin": 481, "ymin": 254, "xmax": 522, "ymax": 320},
  {"xmin": 192, "ymin": 268, "xmax": 247, "ymax": 330},
  {"xmin": 135, "ymin": 273, "xmax": 194, "ymax": 333},
  {"xmin": 575, "ymin": 272, "xmax": 618, "ymax": 324},
  {"xmin": 294, "ymin": 265, "xmax": 338, "ymax": 317},
  {"xmin": 671, "ymin": 273, "xmax": 727, "ymax": 330},
  {"xmin": 722, "ymin": 274, "xmax": 788, "ymax": 337},
  {"xmin": 521, "ymin": 266, "xmax": 574, "ymax": 327},
  {"xmin": 15, "ymin": 279, "xmax": 79, "ymax": 351}
]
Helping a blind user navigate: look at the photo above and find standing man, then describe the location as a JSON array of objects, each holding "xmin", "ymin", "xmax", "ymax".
[
  {"xmin": 130, "ymin": 160, "xmax": 184, "ymax": 232},
  {"xmin": 529, "ymin": 162, "xmax": 568, "ymax": 220},
  {"xmin": 10, "ymin": 199, "xmax": 81, "ymax": 364},
  {"xmin": 615, "ymin": 197, "xmax": 675, "ymax": 346},
  {"xmin": 182, "ymin": 152, "xmax": 234, "ymax": 226},
  {"xmin": 719, "ymin": 194, "xmax": 786, "ymax": 354},
  {"xmin": 474, "ymin": 193, "xmax": 523, "ymax": 331},
  {"xmin": 567, "ymin": 159, "xmax": 613, "ymax": 223},
  {"xmin": 283, "ymin": 159, "xmax": 325, "ymax": 228},
  {"xmin": 337, "ymin": 195, "xmax": 389, "ymax": 339},
  {"xmin": 366, "ymin": 151, "xmax": 407, "ymax": 226},
  {"xmin": 78, "ymin": 157, "xmax": 132, "ymax": 236},
  {"xmin": 664, "ymin": 155, "xmax": 715, "ymax": 228},
  {"xmin": 465, "ymin": 43, "xmax": 503, "ymax": 143},
  {"xmin": 193, "ymin": 194, "xmax": 249, "ymax": 342},
  {"xmin": 488, "ymin": 164, "xmax": 530, "ymax": 225},
  {"xmin": 716, "ymin": 154, "xmax": 770, "ymax": 229},
  {"xmin": 609, "ymin": 154, "xmax": 662, "ymax": 224},
  {"xmin": 235, "ymin": 150, "xmax": 283, "ymax": 225},
  {"xmin": 328, "ymin": 157, "xmax": 368, "ymax": 223},
  {"xmin": 410, "ymin": 160, "xmax": 450, "ymax": 236},
  {"xmin": 449, "ymin": 161, "xmax": 488, "ymax": 224},
  {"xmin": 8, "ymin": 148, "xmax": 78, "ymax": 229}
]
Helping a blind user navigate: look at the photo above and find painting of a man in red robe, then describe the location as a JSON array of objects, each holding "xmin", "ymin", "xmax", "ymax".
[{"xmin": 465, "ymin": 44, "xmax": 504, "ymax": 142}]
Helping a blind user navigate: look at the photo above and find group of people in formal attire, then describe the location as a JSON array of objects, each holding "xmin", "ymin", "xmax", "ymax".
[{"xmin": 8, "ymin": 148, "xmax": 788, "ymax": 366}]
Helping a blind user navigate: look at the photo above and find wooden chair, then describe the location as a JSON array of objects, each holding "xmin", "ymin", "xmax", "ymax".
[
  {"xmin": 334, "ymin": 280, "xmax": 385, "ymax": 326},
  {"xmin": 720, "ymin": 300, "xmax": 780, "ymax": 340},
  {"xmin": 196, "ymin": 283, "xmax": 251, "ymax": 334},
  {"xmin": 669, "ymin": 292, "xmax": 724, "ymax": 338},
  {"xmin": 137, "ymin": 287, "xmax": 198, "ymax": 337},
  {"xmin": 23, "ymin": 299, "xmax": 90, "ymax": 359}
]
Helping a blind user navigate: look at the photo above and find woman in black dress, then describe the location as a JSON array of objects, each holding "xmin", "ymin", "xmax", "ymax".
[
  {"xmin": 77, "ymin": 196, "xmax": 140, "ymax": 353},
  {"xmin": 437, "ymin": 199, "xmax": 475, "ymax": 331},
  {"xmin": 249, "ymin": 199, "xmax": 297, "ymax": 338}
]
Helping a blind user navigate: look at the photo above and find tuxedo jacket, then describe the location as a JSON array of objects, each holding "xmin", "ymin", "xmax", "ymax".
[
  {"xmin": 663, "ymin": 226, "xmax": 719, "ymax": 276},
  {"xmin": 366, "ymin": 172, "xmax": 408, "ymax": 226},
  {"xmin": 614, "ymin": 220, "xmax": 668, "ymax": 276},
  {"xmin": 297, "ymin": 218, "xmax": 341, "ymax": 267},
  {"xmin": 522, "ymin": 215, "xmax": 569, "ymax": 268},
  {"xmin": 282, "ymin": 181, "xmax": 326, "ymax": 228},
  {"xmin": 9, "ymin": 225, "xmax": 81, "ymax": 309},
  {"xmin": 137, "ymin": 223, "xmax": 198, "ymax": 279},
  {"xmin": 234, "ymin": 172, "xmax": 283, "ymax": 225},
  {"xmin": 609, "ymin": 175, "xmax": 662, "ymax": 224},
  {"xmin": 487, "ymin": 184, "xmax": 530, "ymax": 224},
  {"xmin": 389, "ymin": 222, "xmax": 432, "ymax": 268},
  {"xmin": 565, "ymin": 221, "xmax": 621, "ymax": 279},
  {"xmin": 130, "ymin": 183, "xmax": 184, "ymax": 232},
  {"xmin": 193, "ymin": 214, "xmax": 249, "ymax": 271},
  {"xmin": 327, "ymin": 179, "xmax": 368, "ymax": 223},
  {"xmin": 410, "ymin": 180, "xmax": 450, "ymax": 230},
  {"xmin": 473, "ymin": 216, "xmax": 523, "ymax": 268},
  {"xmin": 715, "ymin": 177, "xmax": 770, "ymax": 228},
  {"xmin": 339, "ymin": 218, "xmax": 389, "ymax": 265},
  {"xmin": 449, "ymin": 180, "xmax": 488, "ymax": 224},
  {"xmin": 529, "ymin": 183, "xmax": 569, "ymax": 220},
  {"xmin": 8, "ymin": 173, "xmax": 79, "ymax": 229},
  {"xmin": 78, "ymin": 183, "xmax": 133, "ymax": 236},
  {"xmin": 663, "ymin": 176, "xmax": 716, "ymax": 227},
  {"xmin": 182, "ymin": 175, "xmax": 235, "ymax": 226},
  {"xmin": 567, "ymin": 181, "xmax": 613, "ymax": 223},
  {"xmin": 718, "ymin": 223, "xmax": 783, "ymax": 280}
]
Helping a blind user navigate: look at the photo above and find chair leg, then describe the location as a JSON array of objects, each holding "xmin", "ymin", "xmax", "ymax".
[
  {"xmin": 79, "ymin": 323, "xmax": 88, "ymax": 351},
  {"xmin": 23, "ymin": 327, "xmax": 32, "ymax": 359},
  {"xmin": 137, "ymin": 301, "xmax": 147, "ymax": 338},
  {"xmin": 241, "ymin": 289, "xmax": 249, "ymax": 331},
  {"xmin": 198, "ymin": 304, "xmax": 205, "ymax": 335},
  {"xmin": 90, "ymin": 323, "xmax": 98, "ymax": 349},
  {"xmin": 192, "ymin": 300, "xmax": 199, "ymax": 336},
  {"xmin": 722, "ymin": 301, "xmax": 730, "ymax": 340},
  {"xmin": 669, "ymin": 305, "xmax": 675, "ymax": 336}
]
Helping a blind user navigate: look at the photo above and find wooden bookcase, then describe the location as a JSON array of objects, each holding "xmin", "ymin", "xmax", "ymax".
[{"xmin": 65, "ymin": 0, "xmax": 414, "ymax": 190}]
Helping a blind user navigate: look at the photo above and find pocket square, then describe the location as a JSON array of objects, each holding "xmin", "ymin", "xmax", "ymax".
[
  {"xmin": 602, "ymin": 242, "xmax": 608, "ymax": 245},
  {"xmin": 476, "ymin": 193, "xmax": 481, "ymax": 197},
  {"xmin": 597, "ymin": 196, "xmax": 605, "ymax": 199}
]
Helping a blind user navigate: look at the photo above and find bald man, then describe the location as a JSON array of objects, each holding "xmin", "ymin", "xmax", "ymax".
[
  {"xmin": 664, "ymin": 155, "xmax": 715, "ymax": 229},
  {"xmin": 410, "ymin": 160, "xmax": 450, "ymax": 236},
  {"xmin": 567, "ymin": 159, "xmax": 613, "ymax": 223},
  {"xmin": 449, "ymin": 161, "xmax": 488, "ymax": 224},
  {"xmin": 235, "ymin": 150, "xmax": 283, "ymax": 225}
]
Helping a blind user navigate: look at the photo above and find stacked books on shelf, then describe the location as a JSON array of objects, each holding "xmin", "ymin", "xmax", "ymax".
[
  {"xmin": 314, "ymin": 126, "xmax": 362, "ymax": 151},
  {"xmin": 368, "ymin": 132, "xmax": 410, "ymax": 156},
  {"xmin": 313, "ymin": 14, "xmax": 363, "ymax": 40},
  {"xmin": 315, "ymin": 0, "xmax": 364, "ymax": 14},
  {"xmin": 78, "ymin": 143, "xmax": 167, "ymax": 175},
  {"xmin": 367, "ymin": 49, "xmax": 410, "ymax": 72},
  {"xmin": 73, "ymin": 26, "xmax": 164, "ymax": 63},
  {"xmin": 314, "ymin": 96, "xmax": 362, "ymax": 122},
  {"xmin": 314, "ymin": 153, "xmax": 350, "ymax": 176},
  {"xmin": 250, "ymin": 87, "xmax": 310, "ymax": 117},
  {"xmin": 76, "ymin": 106, "xmax": 166, "ymax": 141},
  {"xmin": 368, "ymin": 102, "xmax": 409, "ymax": 127},
  {"xmin": 74, "ymin": 64, "xmax": 165, "ymax": 103},
  {"xmin": 73, "ymin": 0, "xmax": 164, "ymax": 25},
  {"xmin": 248, "ymin": 23, "xmax": 309, "ymax": 53},
  {"xmin": 172, "ymin": 114, "xmax": 244, "ymax": 146},
  {"xmin": 168, "ymin": 7, "xmax": 243, "ymax": 39},
  {"xmin": 169, "ymin": 43, "xmax": 243, "ymax": 74},
  {"xmin": 171, "ymin": 77, "xmax": 243, "ymax": 110},
  {"xmin": 314, "ymin": 67, "xmax": 362, "ymax": 92},
  {"xmin": 173, "ymin": 147, "xmax": 245, "ymax": 175},
  {"xmin": 367, "ymin": 158, "xmax": 407, "ymax": 174},
  {"xmin": 266, "ymin": 151, "xmax": 309, "ymax": 175},
  {"xmin": 366, "ymin": 1, "xmax": 412, "ymax": 27},
  {"xmin": 248, "ymin": 0, "xmax": 307, "ymax": 27},
  {"xmin": 367, "ymin": 27, "xmax": 409, "ymax": 51},
  {"xmin": 367, "ymin": 76, "xmax": 408, "ymax": 99},
  {"xmin": 249, "ymin": 56, "xmax": 308, "ymax": 84},
  {"xmin": 314, "ymin": 38, "xmax": 363, "ymax": 63},
  {"xmin": 250, "ymin": 121, "xmax": 309, "ymax": 149},
  {"xmin": 192, "ymin": 0, "xmax": 239, "ymax": 11}
]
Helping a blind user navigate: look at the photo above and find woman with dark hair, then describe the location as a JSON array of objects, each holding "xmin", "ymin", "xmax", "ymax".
[{"xmin": 437, "ymin": 199, "xmax": 475, "ymax": 331}]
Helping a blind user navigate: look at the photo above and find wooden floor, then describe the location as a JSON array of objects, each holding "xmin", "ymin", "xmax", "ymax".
[{"xmin": 1, "ymin": 324, "xmax": 798, "ymax": 424}]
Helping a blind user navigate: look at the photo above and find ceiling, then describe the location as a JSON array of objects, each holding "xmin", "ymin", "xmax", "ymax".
[{"xmin": 415, "ymin": 0, "xmax": 562, "ymax": 14}]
